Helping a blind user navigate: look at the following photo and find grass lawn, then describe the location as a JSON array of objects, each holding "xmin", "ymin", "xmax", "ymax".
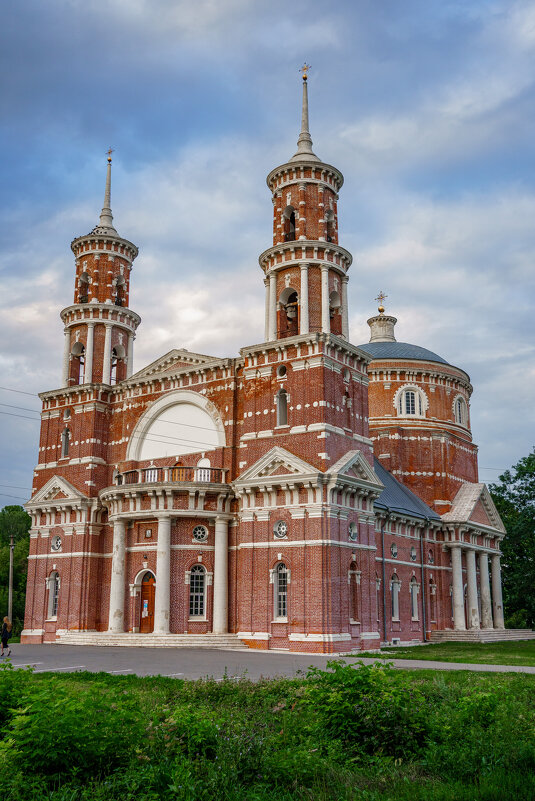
[
  {"xmin": 0, "ymin": 659, "xmax": 534, "ymax": 800},
  {"xmin": 359, "ymin": 639, "xmax": 535, "ymax": 666}
]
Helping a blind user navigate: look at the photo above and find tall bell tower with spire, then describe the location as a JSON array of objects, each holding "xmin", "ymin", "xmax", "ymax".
[
  {"xmin": 60, "ymin": 151, "xmax": 140, "ymax": 388},
  {"xmin": 260, "ymin": 66, "xmax": 352, "ymax": 341}
]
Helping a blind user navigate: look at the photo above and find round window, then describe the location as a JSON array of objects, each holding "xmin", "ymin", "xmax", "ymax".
[
  {"xmin": 51, "ymin": 535, "xmax": 62, "ymax": 552},
  {"xmin": 273, "ymin": 520, "xmax": 288, "ymax": 539},
  {"xmin": 348, "ymin": 522, "xmax": 358, "ymax": 541},
  {"xmin": 192, "ymin": 525, "xmax": 208, "ymax": 542},
  {"xmin": 277, "ymin": 365, "xmax": 287, "ymax": 378},
  {"xmin": 390, "ymin": 543, "xmax": 398, "ymax": 558},
  {"xmin": 410, "ymin": 546, "xmax": 417, "ymax": 561}
]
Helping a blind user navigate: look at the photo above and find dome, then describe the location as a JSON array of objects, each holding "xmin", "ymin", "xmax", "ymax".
[{"xmin": 357, "ymin": 340, "xmax": 450, "ymax": 365}]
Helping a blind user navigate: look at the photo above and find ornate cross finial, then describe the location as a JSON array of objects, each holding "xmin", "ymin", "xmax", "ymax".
[
  {"xmin": 106, "ymin": 147, "xmax": 114, "ymax": 163},
  {"xmin": 375, "ymin": 291, "xmax": 387, "ymax": 313},
  {"xmin": 300, "ymin": 63, "xmax": 311, "ymax": 81}
]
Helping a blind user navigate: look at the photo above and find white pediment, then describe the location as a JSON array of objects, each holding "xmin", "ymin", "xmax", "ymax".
[
  {"xmin": 26, "ymin": 476, "xmax": 88, "ymax": 507},
  {"xmin": 235, "ymin": 447, "xmax": 319, "ymax": 484},
  {"xmin": 326, "ymin": 450, "xmax": 384, "ymax": 489},
  {"xmin": 129, "ymin": 348, "xmax": 219, "ymax": 380},
  {"xmin": 442, "ymin": 482, "xmax": 506, "ymax": 533}
]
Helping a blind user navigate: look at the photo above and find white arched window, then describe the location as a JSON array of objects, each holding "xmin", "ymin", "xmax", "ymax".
[
  {"xmin": 274, "ymin": 562, "xmax": 288, "ymax": 620},
  {"xmin": 391, "ymin": 574, "xmax": 401, "ymax": 621},
  {"xmin": 394, "ymin": 385, "xmax": 428, "ymax": 418},
  {"xmin": 283, "ymin": 205, "xmax": 296, "ymax": 241},
  {"xmin": 410, "ymin": 577, "xmax": 419, "ymax": 620},
  {"xmin": 349, "ymin": 561, "xmax": 360, "ymax": 622},
  {"xmin": 71, "ymin": 342, "xmax": 85, "ymax": 384},
  {"xmin": 189, "ymin": 565, "xmax": 206, "ymax": 617},
  {"xmin": 276, "ymin": 389, "xmax": 288, "ymax": 427},
  {"xmin": 454, "ymin": 395, "xmax": 467, "ymax": 426},
  {"xmin": 61, "ymin": 428, "xmax": 70, "ymax": 458},
  {"xmin": 47, "ymin": 572, "xmax": 60, "ymax": 619}
]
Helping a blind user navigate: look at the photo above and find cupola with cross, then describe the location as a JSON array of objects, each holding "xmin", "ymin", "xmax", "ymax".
[
  {"xmin": 60, "ymin": 151, "xmax": 141, "ymax": 387},
  {"xmin": 260, "ymin": 66, "xmax": 352, "ymax": 342}
]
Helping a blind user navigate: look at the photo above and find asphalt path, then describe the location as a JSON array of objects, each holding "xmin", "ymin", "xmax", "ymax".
[{"xmin": 2, "ymin": 645, "xmax": 535, "ymax": 679}]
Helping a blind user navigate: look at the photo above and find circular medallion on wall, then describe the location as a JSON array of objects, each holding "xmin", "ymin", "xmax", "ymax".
[
  {"xmin": 192, "ymin": 525, "xmax": 208, "ymax": 542},
  {"xmin": 390, "ymin": 543, "xmax": 398, "ymax": 558},
  {"xmin": 348, "ymin": 522, "xmax": 358, "ymax": 541},
  {"xmin": 51, "ymin": 535, "xmax": 62, "ymax": 552},
  {"xmin": 273, "ymin": 520, "xmax": 288, "ymax": 539}
]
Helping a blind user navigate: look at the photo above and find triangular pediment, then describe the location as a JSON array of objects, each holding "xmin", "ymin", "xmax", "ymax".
[
  {"xmin": 235, "ymin": 447, "xmax": 319, "ymax": 485},
  {"xmin": 129, "ymin": 348, "xmax": 220, "ymax": 381},
  {"xmin": 26, "ymin": 476, "xmax": 88, "ymax": 507},
  {"xmin": 326, "ymin": 450, "xmax": 384, "ymax": 489},
  {"xmin": 442, "ymin": 482, "xmax": 505, "ymax": 533}
]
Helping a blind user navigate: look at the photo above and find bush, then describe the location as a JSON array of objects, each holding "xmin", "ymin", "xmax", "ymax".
[
  {"xmin": 303, "ymin": 660, "xmax": 429, "ymax": 759},
  {"xmin": 504, "ymin": 609, "xmax": 529, "ymax": 629}
]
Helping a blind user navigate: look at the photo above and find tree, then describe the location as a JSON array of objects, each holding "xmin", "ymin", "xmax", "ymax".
[
  {"xmin": 0, "ymin": 505, "xmax": 31, "ymax": 633},
  {"xmin": 490, "ymin": 449, "xmax": 535, "ymax": 627}
]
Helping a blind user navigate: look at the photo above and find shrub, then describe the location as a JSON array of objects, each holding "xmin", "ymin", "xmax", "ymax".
[{"xmin": 303, "ymin": 660, "xmax": 429, "ymax": 759}]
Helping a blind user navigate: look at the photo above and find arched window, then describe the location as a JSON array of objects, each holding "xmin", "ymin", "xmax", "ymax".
[
  {"xmin": 114, "ymin": 275, "xmax": 126, "ymax": 307},
  {"xmin": 61, "ymin": 428, "xmax": 70, "ymax": 458},
  {"xmin": 391, "ymin": 574, "xmax": 401, "ymax": 621},
  {"xmin": 47, "ymin": 571, "xmax": 60, "ymax": 619},
  {"xmin": 395, "ymin": 385, "xmax": 427, "ymax": 418},
  {"xmin": 274, "ymin": 562, "xmax": 288, "ymax": 620},
  {"xmin": 410, "ymin": 577, "xmax": 419, "ymax": 620},
  {"xmin": 325, "ymin": 209, "xmax": 335, "ymax": 242},
  {"xmin": 276, "ymin": 389, "xmax": 288, "ymax": 427},
  {"xmin": 349, "ymin": 561, "xmax": 360, "ymax": 622},
  {"xmin": 282, "ymin": 205, "xmax": 296, "ymax": 241},
  {"xmin": 189, "ymin": 565, "xmax": 206, "ymax": 617},
  {"xmin": 454, "ymin": 396, "xmax": 467, "ymax": 426},
  {"xmin": 110, "ymin": 348, "xmax": 118, "ymax": 385},
  {"xmin": 78, "ymin": 272, "xmax": 89, "ymax": 304}
]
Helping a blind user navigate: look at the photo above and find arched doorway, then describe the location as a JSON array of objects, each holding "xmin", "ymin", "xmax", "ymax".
[{"xmin": 139, "ymin": 572, "xmax": 156, "ymax": 633}]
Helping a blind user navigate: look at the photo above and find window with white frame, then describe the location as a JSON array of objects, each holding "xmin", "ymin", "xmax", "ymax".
[
  {"xmin": 61, "ymin": 428, "xmax": 70, "ymax": 458},
  {"xmin": 276, "ymin": 389, "xmax": 288, "ymax": 427},
  {"xmin": 410, "ymin": 577, "xmax": 419, "ymax": 620},
  {"xmin": 391, "ymin": 574, "xmax": 401, "ymax": 620},
  {"xmin": 274, "ymin": 562, "xmax": 288, "ymax": 620},
  {"xmin": 189, "ymin": 565, "xmax": 206, "ymax": 617},
  {"xmin": 349, "ymin": 561, "xmax": 360, "ymax": 621},
  {"xmin": 395, "ymin": 385, "xmax": 427, "ymax": 418},
  {"xmin": 454, "ymin": 395, "xmax": 467, "ymax": 426},
  {"xmin": 47, "ymin": 572, "xmax": 60, "ymax": 619}
]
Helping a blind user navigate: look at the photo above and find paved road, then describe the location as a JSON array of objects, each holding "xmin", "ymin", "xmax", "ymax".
[{"xmin": 3, "ymin": 645, "xmax": 535, "ymax": 679}]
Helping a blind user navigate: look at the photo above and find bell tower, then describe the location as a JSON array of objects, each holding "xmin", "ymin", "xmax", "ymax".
[
  {"xmin": 260, "ymin": 66, "xmax": 352, "ymax": 341},
  {"xmin": 60, "ymin": 151, "xmax": 141, "ymax": 387}
]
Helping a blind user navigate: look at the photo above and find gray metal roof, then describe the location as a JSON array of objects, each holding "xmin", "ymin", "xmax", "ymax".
[
  {"xmin": 374, "ymin": 459, "xmax": 441, "ymax": 521},
  {"xmin": 357, "ymin": 341, "xmax": 450, "ymax": 365}
]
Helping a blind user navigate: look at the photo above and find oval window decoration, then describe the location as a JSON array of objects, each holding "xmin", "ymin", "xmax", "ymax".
[
  {"xmin": 390, "ymin": 543, "xmax": 398, "ymax": 558},
  {"xmin": 273, "ymin": 520, "xmax": 288, "ymax": 539},
  {"xmin": 348, "ymin": 522, "xmax": 358, "ymax": 541},
  {"xmin": 192, "ymin": 525, "xmax": 208, "ymax": 543},
  {"xmin": 51, "ymin": 535, "xmax": 62, "ymax": 552},
  {"xmin": 428, "ymin": 549, "xmax": 435, "ymax": 564}
]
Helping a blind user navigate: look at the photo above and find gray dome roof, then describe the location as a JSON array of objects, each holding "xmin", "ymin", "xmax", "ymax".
[{"xmin": 357, "ymin": 341, "xmax": 450, "ymax": 365}]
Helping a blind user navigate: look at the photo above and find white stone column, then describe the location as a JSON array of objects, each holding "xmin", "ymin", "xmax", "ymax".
[
  {"xmin": 212, "ymin": 517, "xmax": 229, "ymax": 634},
  {"xmin": 479, "ymin": 551, "xmax": 493, "ymax": 629},
  {"xmin": 62, "ymin": 329, "xmax": 71, "ymax": 387},
  {"xmin": 268, "ymin": 272, "xmax": 277, "ymax": 341},
  {"xmin": 321, "ymin": 264, "xmax": 330, "ymax": 333},
  {"xmin": 127, "ymin": 333, "xmax": 134, "ymax": 378},
  {"xmin": 102, "ymin": 323, "xmax": 112, "ymax": 384},
  {"xmin": 465, "ymin": 548, "xmax": 480, "ymax": 629},
  {"xmin": 264, "ymin": 279, "xmax": 270, "ymax": 341},
  {"xmin": 341, "ymin": 275, "xmax": 349, "ymax": 340},
  {"xmin": 154, "ymin": 515, "xmax": 171, "ymax": 635},
  {"xmin": 108, "ymin": 518, "xmax": 126, "ymax": 633},
  {"xmin": 299, "ymin": 263, "xmax": 309, "ymax": 335},
  {"xmin": 491, "ymin": 553, "xmax": 505, "ymax": 629},
  {"xmin": 85, "ymin": 323, "xmax": 95, "ymax": 384},
  {"xmin": 450, "ymin": 545, "xmax": 466, "ymax": 630}
]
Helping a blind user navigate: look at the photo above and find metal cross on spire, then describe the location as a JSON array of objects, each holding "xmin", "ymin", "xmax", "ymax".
[
  {"xmin": 106, "ymin": 147, "xmax": 114, "ymax": 163},
  {"xmin": 300, "ymin": 63, "xmax": 311, "ymax": 81},
  {"xmin": 375, "ymin": 291, "xmax": 388, "ymax": 313}
]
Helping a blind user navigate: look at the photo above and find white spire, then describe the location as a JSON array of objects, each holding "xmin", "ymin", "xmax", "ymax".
[
  {"xmin": 291, "ymin": 65, "xmax": 320, "ymax": 163},
  {"xmin": 94, "ymin": 149, "xmax": 117, "ymax": 234}
]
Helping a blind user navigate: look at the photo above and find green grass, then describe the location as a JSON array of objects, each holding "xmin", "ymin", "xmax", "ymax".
[
  {"xmin": 0, "ymin": 659, "xmax": 534, "ymax": 800},
  {"xmin": 359, "ymin": 639, "xmax": 535, "ymax": 666}
]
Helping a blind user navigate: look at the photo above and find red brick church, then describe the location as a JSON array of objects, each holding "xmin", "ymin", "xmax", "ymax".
[{"xmin": 22, "ymin": 72, "xmax": 508, "ymax": 652}]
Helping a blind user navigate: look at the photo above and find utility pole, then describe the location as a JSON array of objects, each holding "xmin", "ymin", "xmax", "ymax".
[{"xmin": 8, "ymin": 532, "xmax": 14, "ymax": 622}]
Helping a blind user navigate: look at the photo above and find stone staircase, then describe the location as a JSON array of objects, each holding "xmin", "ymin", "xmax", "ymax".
[
  {"xmin": 429, "ymin": 629, "xmax": 535, "ymax": 643},
  {"xmin": 56, "ymin": 632, "xmax": 248, "ymax": 649}
]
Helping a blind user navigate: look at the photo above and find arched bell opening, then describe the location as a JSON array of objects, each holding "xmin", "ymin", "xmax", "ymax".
[
  {"xmin": 78, "ymin": 272, "xmax": 90, "ymax": 304},
  {"xmin": 329, "ymin": 290, "xmax": 342, "ymax": 336},
  {"xmin": 278, "ymin": 286, "xmax": 299, "ymax": 338},
  {"xmin": 70, "ymin": 341, "xmax": 85, "ymax": 385},
  {"xmin": 110, "ymin": 343, "xmax": 126, "ymax": 385},
  {"xmin": 113, "ymin": 275, "xmax": 126, "ymax": 307},
  {"xmin": 325, "ymin": 209, "xmax": 336, "ymax": 243},
  {"xmin": 282, "ymin": 206, "xmax": 296, "ymax": 242}
]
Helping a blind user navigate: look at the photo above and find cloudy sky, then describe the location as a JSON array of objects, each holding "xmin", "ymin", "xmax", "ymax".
[{"xmin": 1, "ymin": 0, "xmax": 534, "ymax": 507}]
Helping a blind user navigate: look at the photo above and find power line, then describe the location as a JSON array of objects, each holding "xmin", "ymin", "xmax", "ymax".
[
  {"xmin": 0, "ymin": 411, "xmax": 40, "ymax": 422},
  {"xmin": 0, "ymin": 386, "xmax": 40, "ymax": 398},
  {"xmin": 0, "ymin": 484, "xmax": 32, "ymax": 491},
  {"xmin": 0, "ymin": 402, "xmax": 41, "ymax": 415},
  {"xmin": 0, "ymin": 492, "xmax": 29, "ymax": 502}
]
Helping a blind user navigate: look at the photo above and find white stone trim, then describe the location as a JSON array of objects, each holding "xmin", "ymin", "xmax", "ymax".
[{"xmin": 288, "ymin": 632, "xmax": 351, "ymax": 642}]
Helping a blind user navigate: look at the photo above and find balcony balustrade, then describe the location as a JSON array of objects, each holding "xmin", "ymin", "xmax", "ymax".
[{"xmin": 117, "ymin": 466, "xmax": 226, "ymax": 486}]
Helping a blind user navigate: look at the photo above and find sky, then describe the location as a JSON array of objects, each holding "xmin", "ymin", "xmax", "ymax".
[{"xmin": 1, "ymin": 0, "xmax": 534, "ymax": 508}]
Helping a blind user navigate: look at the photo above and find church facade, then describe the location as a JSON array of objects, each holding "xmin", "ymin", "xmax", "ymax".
[{"xmin": 22, "ymin": 75, "xmax": 507, "ymax": 652}]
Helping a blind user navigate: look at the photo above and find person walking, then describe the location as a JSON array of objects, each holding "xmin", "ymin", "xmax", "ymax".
[{"xmin": 1, "ymin": 617, "xmax": 12, "ymax": 657}]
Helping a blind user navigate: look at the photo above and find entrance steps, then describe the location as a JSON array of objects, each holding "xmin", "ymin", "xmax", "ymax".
[
  {"xmin": 56, "ymin": 632, "xmax": 248, "ymax": 649},
  {"xmin": 429, "ymin": 629, "xmax": 535, "ymax": 643}
]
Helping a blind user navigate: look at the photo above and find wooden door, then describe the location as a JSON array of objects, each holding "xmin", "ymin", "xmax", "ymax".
[{"xmin": 139, "ymin": 573, "xmax": 155, "ymax": 633}]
